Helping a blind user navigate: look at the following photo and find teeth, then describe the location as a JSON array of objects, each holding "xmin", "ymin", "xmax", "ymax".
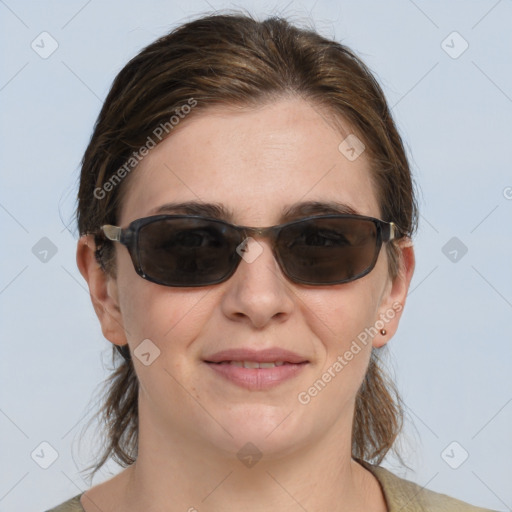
[
  {"xmin": 259, "ymin": 362, "xmax": 278, "ymax": 368},
  {"xmin": 227, "ymin": 361, "xmax": 286, "ymax": 368}
]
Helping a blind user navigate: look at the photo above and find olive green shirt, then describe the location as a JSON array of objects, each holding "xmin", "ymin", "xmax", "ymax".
[{"xmin": 44, "ymin": 463, "xmax": 498, "ymax": 511}]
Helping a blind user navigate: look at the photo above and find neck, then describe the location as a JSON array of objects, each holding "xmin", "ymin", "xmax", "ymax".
[{"xmin": 111, "ymin": 404, "xmax": 385, "ymax": 512}]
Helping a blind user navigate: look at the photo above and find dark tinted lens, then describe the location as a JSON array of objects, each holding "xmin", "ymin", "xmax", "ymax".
[
  {"xmin": 277, "ymin": 217, "xmax": 380, "ymax": 284},
  {"xmin": 137, "ymin": 218, "xmax": 241, "ymax": 286}
]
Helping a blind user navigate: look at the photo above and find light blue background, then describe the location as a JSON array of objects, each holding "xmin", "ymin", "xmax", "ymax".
[{"xmin": 1, "ymin": 1, "xmax": 511, "ymax": 511}]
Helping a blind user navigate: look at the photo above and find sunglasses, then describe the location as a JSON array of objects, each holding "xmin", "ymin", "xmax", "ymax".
[{"xmin": 100, "ymin": 214, "xmax": 400, "ymax": 287}]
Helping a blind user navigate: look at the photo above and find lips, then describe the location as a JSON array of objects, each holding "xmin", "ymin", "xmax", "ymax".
[{"xmin": 204, "ymin": 348, "xmax": 309, "ymax": 390}]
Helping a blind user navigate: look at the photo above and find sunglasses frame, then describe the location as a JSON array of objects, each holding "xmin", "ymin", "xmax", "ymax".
[{"xmin": 100, "ymin": 213, "xmax": 400, "ymax": 287}]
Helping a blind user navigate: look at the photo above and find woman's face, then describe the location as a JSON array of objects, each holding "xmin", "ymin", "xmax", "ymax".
[{"xmin": 91, "ymin": 97, "xmax": 412, "ymax": 460}]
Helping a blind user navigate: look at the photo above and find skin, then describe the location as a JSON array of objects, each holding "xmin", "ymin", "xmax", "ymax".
[{"xmin": 77, "ymin": 97, "xmax": 414, "ymax": 512}]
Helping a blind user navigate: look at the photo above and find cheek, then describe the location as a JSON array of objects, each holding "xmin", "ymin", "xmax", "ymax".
[
  {"xmin": 113, "ymin": 247, "xmax": 204, "ymax": 345},
  {"xmin": 296, "ymin": 282, "xmax": 384, "ymax": 402},
  {"xmin": 117, "ymin": 274, "xmax": 211, "ymax": 358},
  {"xmin": 117, "ymin": 281, "xmax": 218, "ymax": 415},
  {"xmin": 304, "ymin": 281, "xmax": 383, "ymax": 352}
]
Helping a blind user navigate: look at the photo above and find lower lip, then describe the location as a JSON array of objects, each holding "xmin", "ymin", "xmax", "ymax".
[{"xmin": 205, "ymin": 362, "xmax": 308, "ymax": 390}]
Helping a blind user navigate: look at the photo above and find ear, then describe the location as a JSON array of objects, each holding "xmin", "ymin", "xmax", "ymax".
[
  {"xmin": 76, "ymin": 235, "xmax": 127, "ymax": 347},
  {"xmin": 373, "ymin": 240, "xmax": 415, "ymax": 348}
]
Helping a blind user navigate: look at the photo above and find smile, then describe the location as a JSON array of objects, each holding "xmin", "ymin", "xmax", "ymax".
[{"xmin": 204, "ymin": 350, "xmax": 309, "ymax": 390}]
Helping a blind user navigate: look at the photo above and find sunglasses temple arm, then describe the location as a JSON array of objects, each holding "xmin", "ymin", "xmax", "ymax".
[
  {"xmin": 387, "ymin": 222, "xmax": 400, "ymax": 242},
  {"xmin": 102, "ymin": 224, "xmax": 123, "ymax": 242}
]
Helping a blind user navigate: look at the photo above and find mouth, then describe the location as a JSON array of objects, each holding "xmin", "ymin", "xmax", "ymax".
[
  {"xmin": 203, "ymin": 348, "xmax": 309, "ymax": 390},
  {"xmin": 210, "ymin": 360, "xmax": 290, "ymax": 368}
]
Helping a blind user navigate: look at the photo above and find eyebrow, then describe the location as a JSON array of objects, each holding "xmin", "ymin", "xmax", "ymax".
[{"xmin": 148, "ymin": 200, "xmax": 359, "ymax": 224}]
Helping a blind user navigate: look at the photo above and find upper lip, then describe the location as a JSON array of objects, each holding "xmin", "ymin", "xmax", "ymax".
[{"xmin": 204, "ymin": 348, "xmax": 308, "ymax": 364}]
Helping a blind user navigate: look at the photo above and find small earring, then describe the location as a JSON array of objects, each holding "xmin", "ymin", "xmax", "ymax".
[{"xmin": 380, "ymin": 329, "xmax": 387, "ymax": 336}]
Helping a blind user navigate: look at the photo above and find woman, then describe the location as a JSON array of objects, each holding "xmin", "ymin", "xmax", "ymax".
[{"xmin": 46, "ymin": 13, "xmax": 496, "ymax": 512}]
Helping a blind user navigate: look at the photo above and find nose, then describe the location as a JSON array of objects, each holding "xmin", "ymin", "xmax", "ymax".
[{"xmin": 220, "ymin": 237, "xmax": 295, "ymax": 329}]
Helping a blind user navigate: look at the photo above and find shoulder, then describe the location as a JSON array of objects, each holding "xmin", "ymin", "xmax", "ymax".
[
  {"xmin": 42, "ymin": 468, "xmax": 500, "ymax": 512},
  {"xmin": 361, "ymin": 462, "xmax": 498, "ymax": 512},
  {"xmin": 44, "ymin": 494, "xmax": 84, "ymax": 512}
]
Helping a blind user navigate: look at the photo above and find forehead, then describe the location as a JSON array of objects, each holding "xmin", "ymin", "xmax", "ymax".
[{"xmin": 118, "ymin": 97, "xmax": 380, "ymax": 226}]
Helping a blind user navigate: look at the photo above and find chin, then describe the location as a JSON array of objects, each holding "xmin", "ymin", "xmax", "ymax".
[{"xmin": 204, "ymin": 403, "xmax": 312, "ymax": 458}]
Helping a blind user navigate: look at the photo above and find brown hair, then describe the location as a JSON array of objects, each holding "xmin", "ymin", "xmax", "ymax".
[{"xmin": 77, "ymin": 12, "xmax": 417, "ymax": 477}]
